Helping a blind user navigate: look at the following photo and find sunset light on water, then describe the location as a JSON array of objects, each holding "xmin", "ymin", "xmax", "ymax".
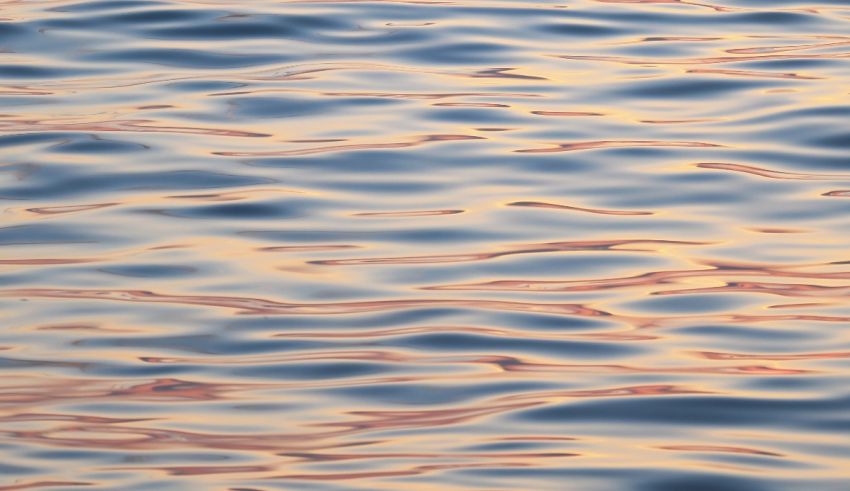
[{"xmin": 1, "ymin": 1, "xmax": 849, "ymax": 489}]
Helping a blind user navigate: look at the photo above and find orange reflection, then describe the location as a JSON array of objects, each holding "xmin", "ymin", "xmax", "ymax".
[
  {"xmin": 652, "ymin": 281, "xmax": 850, "ymax": 298},
  {"xmin": 693, "ymin": 351, "xmax": 850, "ymax": 361},
  {"xmin": 507, "ymin": 201, "xmax": 654, "ymax": 216},
  {"xmin": 0, "ymin": 483, "xmax": 92, "ymax": 491},
  {"xmin": 595, "ymin": 0, "xmax": 733, "ymax": 12},
  {"xmin": 656, "ymin": 445, "xmax": 783, "ymax": 457},
  {"xmin": 0, "ymin": 119, "xmax": 270, "ymax": 138},
  {"xmin": 687, "ymin": 68, "xmax": 821, "ymax": 80},
  {"xmin": 531, "ymin": 110, "xmax": 604, "ymax": 117},
  {"xmin": 556, "ymin": 52, "xmax": 850, "ymax": 66},
  {"xmin": 697, "ymin": 162, "xmax": 850, "ymax": 180},
  {"xmin": 352, "ymin": 209, "xmax": 464, "ymax": 217},
  {"xmin": 312, "ymin": 239, "xmax": 705, "ymax": 266},
  {"xmin": 516, "ymin": 140, "xmax": 722, "ymax": 153},
  {"xmin": 428, "ymin": 259, "xmax": 850, "ymax": 293},
  {"xmin": 214, "ymin": 134, "xmax": 484, "ymax": 157}
]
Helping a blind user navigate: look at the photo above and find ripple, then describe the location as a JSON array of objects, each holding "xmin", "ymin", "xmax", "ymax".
[
  {"xmin": 697, "ymin": 162, "xmax": 850, "ymax": 180},
  {"xmin": 3, "ymin": 0, "xmax": 850, "ymax": 489},
  {"xmin": 311, "ymin": 239, "xmax": 705, "ymax": 266},
  {"xmin": 516, "ymin": 140, "xmax": 723, "ymax": 153},
  {"xmin": 507, "ymin": 201, "xmax": 654, "ymax": 216}
]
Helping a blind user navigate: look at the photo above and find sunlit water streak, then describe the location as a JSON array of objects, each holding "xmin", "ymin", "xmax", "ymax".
[{"xmin": 1, "ymin": 0, "xmax": 849, "ymax": 490}]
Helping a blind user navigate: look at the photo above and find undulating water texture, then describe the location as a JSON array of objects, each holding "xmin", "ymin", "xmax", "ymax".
[{"xmin": 2, "ymin": 0, "xmax": 850, "ymax": 489}]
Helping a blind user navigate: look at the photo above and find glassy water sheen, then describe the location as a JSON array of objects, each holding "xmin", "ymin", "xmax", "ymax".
[{"xmin": 2, "ymin": 0, "xmax": 850, "ymax": 489}]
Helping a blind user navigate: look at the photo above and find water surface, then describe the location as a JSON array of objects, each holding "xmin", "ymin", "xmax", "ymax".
[{"xmin": 1, "ymin": 0, "xmax": 850, "ymax": 489}]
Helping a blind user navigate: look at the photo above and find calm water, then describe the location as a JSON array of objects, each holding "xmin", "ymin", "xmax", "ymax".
[{"xmin": 2, "ymin": 0, "xmax": 850, "ymax": 489}]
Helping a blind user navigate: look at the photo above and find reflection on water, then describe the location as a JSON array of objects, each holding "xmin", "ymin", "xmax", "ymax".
[{"xmin": 1, "ymin": 0, "xmax": 849, "ymax": 489}]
